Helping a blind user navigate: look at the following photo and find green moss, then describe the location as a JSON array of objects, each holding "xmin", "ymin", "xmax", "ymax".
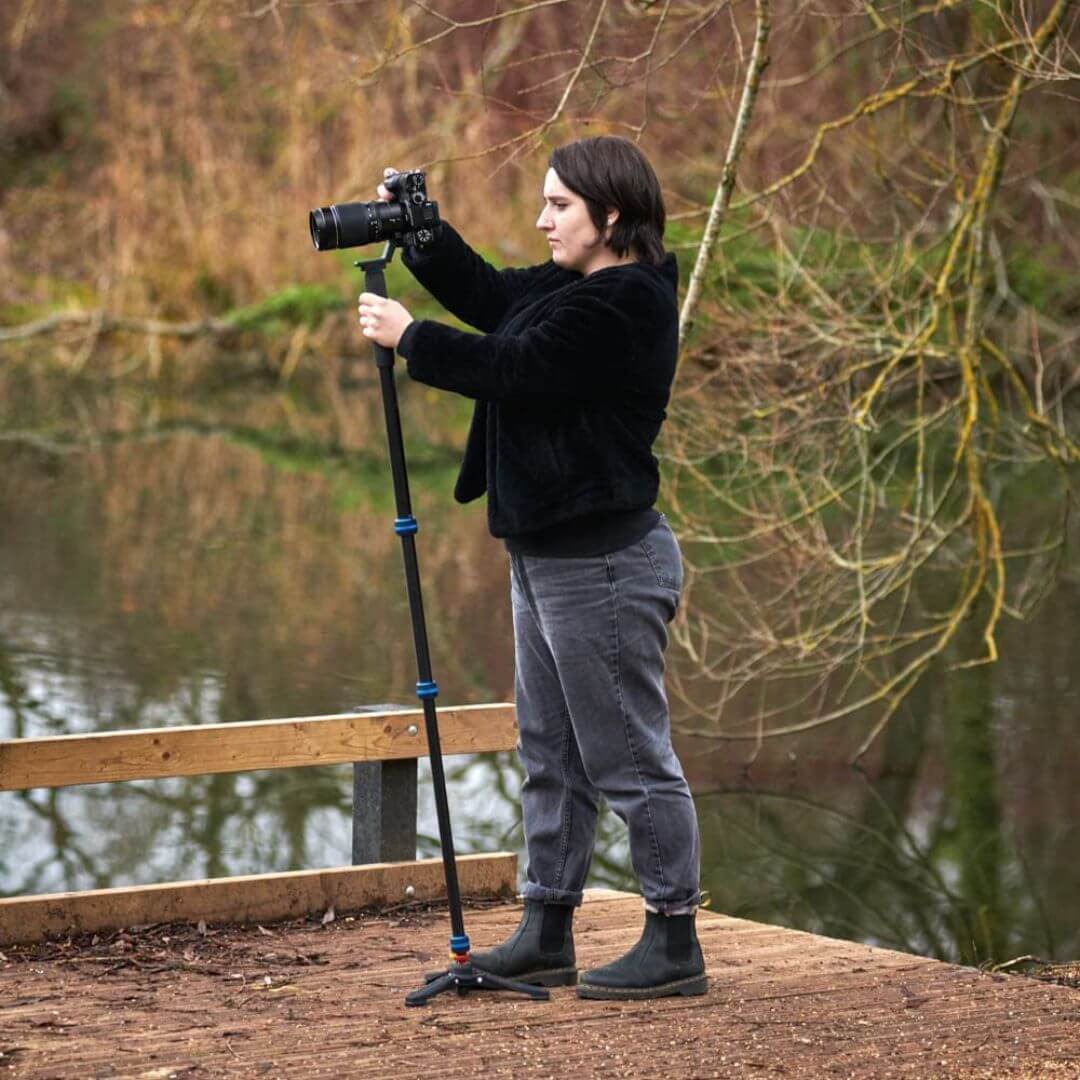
[
  {"xmin": 674, "ymin": 205, "xmax": 1078, "ymax": 358},
  {"xmin": 224, "ymin": 284, "xmax": 346, "ymax": 332}
]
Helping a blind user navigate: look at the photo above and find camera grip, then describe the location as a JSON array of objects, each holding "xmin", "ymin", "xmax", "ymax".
[{"xmin": 362, "ymin": 264, "xmax": 396, "ymax": 371}]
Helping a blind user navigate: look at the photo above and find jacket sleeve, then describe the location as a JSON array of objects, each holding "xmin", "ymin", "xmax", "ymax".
[
  {"xmin": 398, "ymin": 285, "xmax": 637, "ymax": 401},
  {"xmin": 402, "ymin": 223, "xmax": 548, "ymax": 333}
]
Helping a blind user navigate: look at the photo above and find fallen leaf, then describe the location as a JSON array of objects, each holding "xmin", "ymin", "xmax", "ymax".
[
  {"xmin": 197, "ymin": 920, "xmax": 207, "ymax": 936},
  {"xmin": 321, "ymin": 906, "xmax": 335, "ymax": 926},
  {"xmin": 257, "ymin": 925, "xmax": 275, "ymax": 937}
]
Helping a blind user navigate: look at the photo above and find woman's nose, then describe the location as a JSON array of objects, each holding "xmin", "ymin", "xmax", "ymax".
[{"xmin": 536, "ymin": 210, "xmax": 551, "ymax": 230}]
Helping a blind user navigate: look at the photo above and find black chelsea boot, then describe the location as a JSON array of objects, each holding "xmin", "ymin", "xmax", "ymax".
[
  {"xmin": 577, "ymin": 909, "xmax": 706, "ymax": 999},
  {"xmin": 424, "ymin": 898, "xmax": 577, "ymax": 987}
]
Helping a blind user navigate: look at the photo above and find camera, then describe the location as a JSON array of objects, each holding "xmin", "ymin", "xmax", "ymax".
[{"xmin": 309, "ymin": 170, "xmax": 442, "ymax": 252}]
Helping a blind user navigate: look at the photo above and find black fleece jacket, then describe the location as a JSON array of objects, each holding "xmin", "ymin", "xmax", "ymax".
[{"xmin": 397, "ymin": 223, "xmax": 679, "ymax": 539}]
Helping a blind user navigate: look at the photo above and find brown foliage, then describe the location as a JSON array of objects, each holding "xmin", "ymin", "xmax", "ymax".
[{"xmin": 2, "ymin": 0, "xmax": 1078, "ymax": 752}]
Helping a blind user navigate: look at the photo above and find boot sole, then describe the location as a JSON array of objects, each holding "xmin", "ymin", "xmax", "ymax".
[
  {"xmin": 576, "ymin": 974, "xmax": 708, "ymax": 1000},
  {"xmin": 424, "ymin": 966, "xmax": 578, "ymax": 988}
]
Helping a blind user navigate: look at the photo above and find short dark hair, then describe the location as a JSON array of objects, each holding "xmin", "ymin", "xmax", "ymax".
[{"xmin": 549, "ymin": 136, "xmax": 666, "ymax": 266}]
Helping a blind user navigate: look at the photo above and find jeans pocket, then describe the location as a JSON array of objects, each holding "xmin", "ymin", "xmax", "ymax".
[{"xmin": 639, "ymin": 528, "xmax": 682, "ymax": 592}]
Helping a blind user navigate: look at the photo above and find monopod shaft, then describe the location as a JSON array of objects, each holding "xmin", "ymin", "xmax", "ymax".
[
  {"xmin": 356, "ymin": 243, "xmax": 545, "ymax": 1006},
  {"xmin": 360, "ymin": 251, "xmax": 466, "ymax": 947}
]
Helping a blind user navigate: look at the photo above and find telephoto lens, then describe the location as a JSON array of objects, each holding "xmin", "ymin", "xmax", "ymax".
[{"xmin": 309, "ymin": 200, "xmax": 404, "ymax": 251}]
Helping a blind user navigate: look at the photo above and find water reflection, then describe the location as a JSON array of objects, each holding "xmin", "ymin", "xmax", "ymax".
[
  {"xmin": 682, "ymin": 611, "xmax": 1080, "ymax": 966},
  {"xmin": 1, "ymin": 365, "xmax": 1076, "ymax": 967}
]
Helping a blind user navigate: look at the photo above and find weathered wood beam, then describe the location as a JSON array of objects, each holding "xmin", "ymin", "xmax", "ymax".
[
  {"xmin": 0, "ymin": 704, "xmax": 518, "ymax": 791},
  {"xmin": 0, "ymin": 853, "xmax": 517, "ymax": 945}
]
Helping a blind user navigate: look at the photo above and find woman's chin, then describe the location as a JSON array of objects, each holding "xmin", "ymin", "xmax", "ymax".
[{"xmin": 550, "ymin": 249, "xmax": 582, "ymax": 272}]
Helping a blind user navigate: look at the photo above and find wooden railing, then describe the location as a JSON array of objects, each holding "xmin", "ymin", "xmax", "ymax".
[{"xmin": 0, "ymin": 703, "xmax": 519, "ymax": 943}]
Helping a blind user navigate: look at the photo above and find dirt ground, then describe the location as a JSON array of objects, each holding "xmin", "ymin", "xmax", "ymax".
[{"xmin": 1, "ymin": 893, "xmax": 1077, "ymax": 1078}]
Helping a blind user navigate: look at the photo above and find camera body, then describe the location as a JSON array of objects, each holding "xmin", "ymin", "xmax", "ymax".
[
  {"xmin": 382, "ymin": 170, "xmax": 442, "ymax": 246},
  {"xmin": 309, "ymin": 170, "xmax": 442, "ymax": 252}
]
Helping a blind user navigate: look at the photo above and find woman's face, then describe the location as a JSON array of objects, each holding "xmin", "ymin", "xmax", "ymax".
[{"xmin": 536, "ymin": 167, "xmax": 614, "ymax": 275}]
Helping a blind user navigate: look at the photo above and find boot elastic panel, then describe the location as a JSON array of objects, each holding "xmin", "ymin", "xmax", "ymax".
[{"xmin": 540, "ymin": 902, "xmax": 573, "ymax": 954}]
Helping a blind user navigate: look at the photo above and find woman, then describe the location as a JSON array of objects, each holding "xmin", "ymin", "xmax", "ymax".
[{"xmin": 358, "ymin": 136, "xmax": 705, "ymax": 1000}]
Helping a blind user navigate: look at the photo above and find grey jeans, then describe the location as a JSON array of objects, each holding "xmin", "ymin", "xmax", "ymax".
[{"xmin": 509, "ymin": 515, "xmax": 701, "ymax": 913}]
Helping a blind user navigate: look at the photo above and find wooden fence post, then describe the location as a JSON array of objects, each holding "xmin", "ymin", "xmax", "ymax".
[{"xmin": 350, "ymin": 704, "xmax": 417, "ymax": 864}]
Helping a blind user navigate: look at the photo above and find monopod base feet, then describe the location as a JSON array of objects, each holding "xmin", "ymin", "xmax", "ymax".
[
  {"xmin": 405, "ymin": 961, "xmax": 551, "ymax": 1007},
  {"xmin": 423, "ymin": 964, "xmax": 577, "ymax": 987}
]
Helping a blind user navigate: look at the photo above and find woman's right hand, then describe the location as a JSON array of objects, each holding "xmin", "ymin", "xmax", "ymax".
[{"xmin": 376, "ymin": 166, "xmax": 398, "ymax": 202}]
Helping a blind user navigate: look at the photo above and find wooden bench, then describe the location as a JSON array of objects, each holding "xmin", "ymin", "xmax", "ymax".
[{"xmin": 0, "ymin": 703, "xmax": 519, "ymax": 944}]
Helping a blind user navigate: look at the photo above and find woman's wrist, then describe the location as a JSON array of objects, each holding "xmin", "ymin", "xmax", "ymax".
[{"xmin": 397, "ymin": 319, "xmax": 419, "ymax": 355}]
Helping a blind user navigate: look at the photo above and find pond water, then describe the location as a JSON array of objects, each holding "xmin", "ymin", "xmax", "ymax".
[{"xmin": 1, "ymin": 363, "xmax": 1077, "ymax": 968}]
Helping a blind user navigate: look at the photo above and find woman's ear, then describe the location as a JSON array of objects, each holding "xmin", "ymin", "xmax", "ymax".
[{"xmin": 604, "ymin": 210, "xmax": 620, "ymax": 246}]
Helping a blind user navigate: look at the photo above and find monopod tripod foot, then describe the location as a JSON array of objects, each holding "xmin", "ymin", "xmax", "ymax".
[{"xmin": 405, "ymin": 961, "xmax": 551, "ymax": 1007}]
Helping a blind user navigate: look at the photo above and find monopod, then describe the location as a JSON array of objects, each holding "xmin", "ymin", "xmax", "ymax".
[{"xmin": 357, "ymin": 241, "xmax": 548, "ymax": 1007}]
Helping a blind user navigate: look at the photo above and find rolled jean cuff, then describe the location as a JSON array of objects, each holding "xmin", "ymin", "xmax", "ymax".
[
  {"xmin": 644, "ymin": 893, "xmax": 701, "ymax": 916},
  {"xmin": 521, "ymin": 882, "xmax": 584, "ymax": 907}
]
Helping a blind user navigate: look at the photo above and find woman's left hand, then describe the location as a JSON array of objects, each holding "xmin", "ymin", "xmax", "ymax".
[{"xmin": 357, "ymin": 293, "xmax": 414, "ymax": 349}]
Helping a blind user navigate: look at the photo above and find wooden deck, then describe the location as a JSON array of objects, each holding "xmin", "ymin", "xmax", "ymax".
[{"xmin": 1, "ymin": 891, "xmax": 1076, "ymax": 1078}]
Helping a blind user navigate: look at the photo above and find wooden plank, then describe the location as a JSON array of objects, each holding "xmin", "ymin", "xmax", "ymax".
[
  {"xmin": 0, "ymin": 703, "xmax": 518, "ymax": 791},
  {"xmin": 0, "ymin": 852, "xmax": 517, "ymax": 945}
]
